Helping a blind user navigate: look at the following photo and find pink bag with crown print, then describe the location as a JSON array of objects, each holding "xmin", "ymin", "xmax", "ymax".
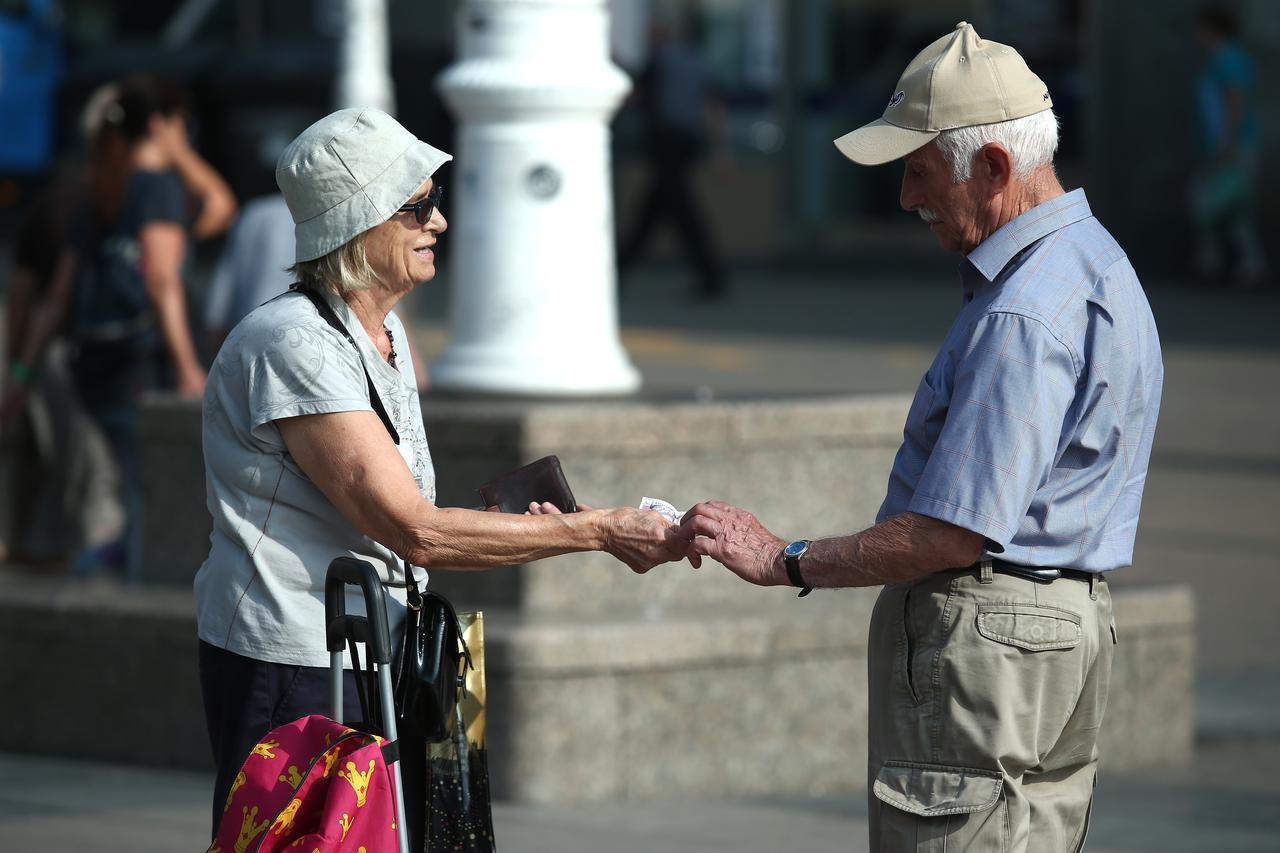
[{"xmin": 207, "ymin": 714, "xmax": 401, "ymax": 853}]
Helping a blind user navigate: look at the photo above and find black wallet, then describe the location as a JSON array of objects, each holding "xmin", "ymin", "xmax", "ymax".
[{"xmin": 478, "ymin": 455, "xmax": 578, "ymax": 514}]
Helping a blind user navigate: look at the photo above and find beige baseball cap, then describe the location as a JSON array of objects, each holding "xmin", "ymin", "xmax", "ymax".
[
  {"xmin": 276, "ymin": 107, "xmax": 452, "ymax": 262},
  {"xmin": 834, "ymin": 22, "xmax": 1052, "ymax": 166}
]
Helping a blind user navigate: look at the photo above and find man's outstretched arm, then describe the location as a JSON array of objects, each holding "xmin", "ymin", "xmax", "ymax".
[{"xmin": 678, "ymin": 501, "xmax": 983, "ymax": 590}]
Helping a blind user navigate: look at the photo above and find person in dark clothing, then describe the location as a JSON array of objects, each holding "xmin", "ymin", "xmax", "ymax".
[
  {"xmin": 0, "ymin": 177, "xmax": 99, "ymax": 565},
  {"xmin": 1191, "ymin": 5, "xmax": 1267, "ymax": 285},
  {"xmin": 618, "ymin": 19, "xmax": 729, "ymax": 299},
  {"xmin": 62, "ymin": 75, "xmax": 235, "ymax": 578}
]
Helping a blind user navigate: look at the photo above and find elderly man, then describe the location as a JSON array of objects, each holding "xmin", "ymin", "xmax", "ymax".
[{"xmin": 679, "ymin": 22, "xmax": 1163, "ymax": 851}]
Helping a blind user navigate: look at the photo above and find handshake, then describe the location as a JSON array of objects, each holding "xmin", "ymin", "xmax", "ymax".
[
  {"xmin": 478, "ymin": 456, "xmax": 805, "ymax": 589},
  {"xmin": 524, "ymin": 497, "xmax": 793, "ymax": 590}
]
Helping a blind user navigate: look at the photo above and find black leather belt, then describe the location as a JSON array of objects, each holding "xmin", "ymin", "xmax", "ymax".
[{"xmin": 968, "ymin": 558, "xmax": 1102, "ymax": 584}]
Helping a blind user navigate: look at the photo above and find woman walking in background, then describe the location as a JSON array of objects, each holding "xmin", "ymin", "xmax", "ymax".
[{"xmin": 15, "ymin": 74, "xmax": 237, "ymax": 578}]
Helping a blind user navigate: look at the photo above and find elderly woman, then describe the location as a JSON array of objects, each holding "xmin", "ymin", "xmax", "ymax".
[{"xmin": 194, "ymin": 108, "xmax": 684, "ymax": 838}]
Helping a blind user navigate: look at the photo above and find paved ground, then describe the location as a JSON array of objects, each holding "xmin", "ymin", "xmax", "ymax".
[
  {"xmin": 3, "ymin": 259, "xmax": 1278, "ymax": 850},
  {"xmin": 4, "ymin": 741, "xmax": 1279, "ymax": 852}
]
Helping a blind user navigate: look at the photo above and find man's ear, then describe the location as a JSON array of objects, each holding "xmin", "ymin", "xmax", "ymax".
[{"xmin": 976, "ymin": 143, "xmax": 1013, "ymax": 190}]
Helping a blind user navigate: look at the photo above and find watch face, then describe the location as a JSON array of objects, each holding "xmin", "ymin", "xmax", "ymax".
[{"xmin": 784, "ymin": 540, "xmax": 809, "ymax": 558}]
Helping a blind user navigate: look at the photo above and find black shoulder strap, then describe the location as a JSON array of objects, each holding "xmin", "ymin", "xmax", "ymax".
[{"xmin": 291, "ymin": 284, "xmax": 400, "ymax": 445}]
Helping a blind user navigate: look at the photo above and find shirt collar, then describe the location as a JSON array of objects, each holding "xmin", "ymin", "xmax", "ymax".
[{"xmin": 965, "ymin": 188, "xmax": 1093, "ymax": 283}]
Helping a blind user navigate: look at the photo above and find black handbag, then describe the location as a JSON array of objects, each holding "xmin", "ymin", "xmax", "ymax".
[{"xmin": 394, "ymin": 564, "xmax": 472, "ymax": 742}]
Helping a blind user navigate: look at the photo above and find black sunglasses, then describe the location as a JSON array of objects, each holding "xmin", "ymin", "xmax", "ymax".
[{"xmin": 398, "ymin": 185, "xmax": 444, "ymax": 225}]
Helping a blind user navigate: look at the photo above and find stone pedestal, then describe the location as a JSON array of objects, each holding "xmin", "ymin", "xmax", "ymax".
[
  {"xmin": 138, "ymin": 396, "xmax": 206, "ymax": 587},
  {"xmin": 431, "ymin": 0, "xmax": 640, "ymax": 395},
  {"xmin": 0, "ymin": 573, "xmax": 1195, "ymax": 798},
  {"xmin": 481, "ymin": 597, "xmax": 875, "ymax": 802}
]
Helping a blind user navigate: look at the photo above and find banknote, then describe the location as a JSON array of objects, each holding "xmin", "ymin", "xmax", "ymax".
[{"xmin": 639, "ymin": 496, "xmax": 684, "ymax": 523}]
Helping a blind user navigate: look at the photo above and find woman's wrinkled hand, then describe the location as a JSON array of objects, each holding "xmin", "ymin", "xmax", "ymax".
[{"xmin": 603, "ymin": 507, "xmax": 700, "ymax": 574}]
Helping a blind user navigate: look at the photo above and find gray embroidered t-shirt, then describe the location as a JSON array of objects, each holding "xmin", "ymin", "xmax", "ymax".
[{"xmin": 195, "ymin": 289, "xmax": 434, "ymax": 667}]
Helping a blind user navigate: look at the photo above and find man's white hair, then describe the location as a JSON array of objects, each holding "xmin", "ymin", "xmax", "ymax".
[{"xmin": 934, "ymin": 109, "xmax": 1060, "ymax": 183}]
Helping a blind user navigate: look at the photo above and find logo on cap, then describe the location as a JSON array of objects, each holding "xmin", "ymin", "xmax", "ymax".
[
  {"xmin": 887, "ymin": 91, "xmax": 906, "ymax": 108},
  {"xmin": 1043, "ymin": 92, "xmax": 1050, "ymax": 101}
]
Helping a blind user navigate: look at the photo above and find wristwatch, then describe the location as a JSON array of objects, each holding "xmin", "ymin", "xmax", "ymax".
[{"xmin": 783, "ymin": 539, "xmax": 813, "ymax": 598}]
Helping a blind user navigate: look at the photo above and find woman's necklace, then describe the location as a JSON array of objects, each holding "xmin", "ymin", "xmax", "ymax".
[{"xmin": 384, "ymin": 325, "xmax": 398, "ymax": 370}]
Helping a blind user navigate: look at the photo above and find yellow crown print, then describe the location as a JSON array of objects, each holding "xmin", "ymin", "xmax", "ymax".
[
  {"xmin": 251, "ymin": 740, "xmax": 280, "ymax": 760},
  {"xmin": 234, "ymin": 805, "xmax": 269, "ymax": 853},
  {"xmin": 273, "ymin": 797, "xmax": 303, "ymax": 836},
  {"xmin": 223, "ymin": 771, "xmax": 247, "ymax": 813},
  {"xmin": 321, "ymin": 745, "xmax": 344, "ymax": 779},
  {"xmin": 279, "ymin": 765, "xmax": 305, "ymax": 788},
  {"xmin": 338, "ymin": 759, "xmax": 376, "ymax": 808}
]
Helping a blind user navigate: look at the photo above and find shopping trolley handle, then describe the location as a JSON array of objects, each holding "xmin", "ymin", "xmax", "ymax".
[{"xmin": 325, "ymin": 557, "xmax": 392, "ymax": 665}]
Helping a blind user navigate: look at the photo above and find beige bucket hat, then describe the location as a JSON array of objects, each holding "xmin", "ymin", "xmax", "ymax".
[
  {"xmin": 834, "ymin": 21, "xmax": 1052, "ymax": 166},
  {"xmin": 276, "ymin": 107, "xmax": 452, "ymax": 262}
]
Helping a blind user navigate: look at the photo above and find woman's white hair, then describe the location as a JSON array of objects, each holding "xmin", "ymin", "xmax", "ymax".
[
  {"xmin": 934, "ymin": 109, "xmax": 1060, "ymax": 183},
  {"xmin": 288, "ymin": 233, "xmax": 378, "ymax": 296}
]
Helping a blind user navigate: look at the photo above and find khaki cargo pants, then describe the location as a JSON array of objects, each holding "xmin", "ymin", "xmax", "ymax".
[{"xmin": 867, "ymin": 566, "xmax": 1116, "ymax": 852}]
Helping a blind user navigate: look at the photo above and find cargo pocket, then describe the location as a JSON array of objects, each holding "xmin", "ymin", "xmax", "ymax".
[
  {"xmin": 976, "ymin": 603, "xmax": 1082, "ymax": 651},
  {"xmin": 873, "ymin": 761, "xmax": 1007, "ymax": 852}
]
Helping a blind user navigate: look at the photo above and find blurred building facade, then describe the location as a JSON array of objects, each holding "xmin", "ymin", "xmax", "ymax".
[
  {"xmin": 8, "ymin": 0, "xmax": 1279, "ymax": 278},
  {"xmin": 609, "ymin": 0, "xmax": 1280, "ymax": 278},
  {"xmin": 40, "ymin": 0, "xmax": 455, "ymax": 201}
]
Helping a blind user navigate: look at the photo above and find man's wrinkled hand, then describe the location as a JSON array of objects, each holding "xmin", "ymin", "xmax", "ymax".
[{"xmin": 677, "ymin": 500, "xmax": 787, "ymax": 587}]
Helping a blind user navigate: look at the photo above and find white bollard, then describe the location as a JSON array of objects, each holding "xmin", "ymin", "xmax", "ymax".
[
  {"xmin": 432, "ymin": 0, "xmax": 641, "ymax": 396},
  {"xmin": 335, "ymin": 0, "xmax": 396, "ymax": 114}
]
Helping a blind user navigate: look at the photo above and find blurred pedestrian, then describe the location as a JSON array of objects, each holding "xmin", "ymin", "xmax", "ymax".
[
  {"xmin": 0, "ymin": 0, "xmax": 62, "ymax": 226},
  {"xmin": 1191, "ymin": 4, "xmax": 1267, "ymax": 286},
  {"xmin": 203, "ymin": 193, "xmax": 295, "ymax": 352},
  {"xmin": 0, "ymin": 177, "xmax": 105, "ymax": 566},
  {"xmin": 64, "ymin": 74, "xmax": 236, "ymax": 578},
  {"xmin": 617, "ymin": 17, "xmax": 729, "ymax": 300},
  {"xmin": 677, "ymin": 23, "xmax": 1162, "ymax": 851}
]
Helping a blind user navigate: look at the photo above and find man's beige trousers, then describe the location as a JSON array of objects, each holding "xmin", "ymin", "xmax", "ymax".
[{"xmin": 867, "ymin": 568, "xmax": 1116, "ymax": 852}]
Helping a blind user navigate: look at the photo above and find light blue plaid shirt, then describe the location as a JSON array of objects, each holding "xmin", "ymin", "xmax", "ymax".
[{"xmin": 876, "ymin": 189, "xmax": 1163, "ymax": 573}]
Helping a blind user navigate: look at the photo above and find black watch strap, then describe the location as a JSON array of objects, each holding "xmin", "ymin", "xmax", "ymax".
[{"xmin": 784, "ymin": 540, "xmax": 813, "ymax": 598}]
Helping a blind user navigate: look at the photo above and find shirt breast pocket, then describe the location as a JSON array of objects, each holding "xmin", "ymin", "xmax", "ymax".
[{"xmin": 903, "ymin": 369, "xmax": 947, "ymax": 451}]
